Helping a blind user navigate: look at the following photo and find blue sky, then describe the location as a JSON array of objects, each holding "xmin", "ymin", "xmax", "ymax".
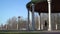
[{"xmin": 0, "ymin": 0, "xmax": 31, "ymax": 25}]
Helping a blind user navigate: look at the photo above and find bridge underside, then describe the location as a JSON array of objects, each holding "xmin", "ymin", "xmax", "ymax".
[
  {"xmin": 26, "ymin": 0, "xmax": 60, "ymax": 13},
  {"xmin": 26, "ymin": 0, "xmax": 60, "ymax": 31}
]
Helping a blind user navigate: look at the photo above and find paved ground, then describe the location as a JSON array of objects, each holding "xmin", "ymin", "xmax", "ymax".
[
  {"xmin": 0, "ymin": 32, "xmax": 60, "ymax": 34},
  {"xmin": 0, "ymin": 30, "xmax": 60, "ymax": 34}
]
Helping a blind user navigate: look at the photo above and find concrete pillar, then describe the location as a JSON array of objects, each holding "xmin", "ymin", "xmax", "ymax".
[
  {"xmin": 56, "ymin": 13, "xmax": 58, "ymax": 30},
  {"xmin": 47, "ymin": 0, "xmax": 52, "ymax": 31},
  {"xmin": 41, "ymin": 13, "xmax": 44, "ymax": 30},
  {"xmin": 41, "ymin": 24, "xmax": 43, "ymax": 30},
  {"xmin": 17, "ymin": 23, "xmax": 18, "ymax": 30},
  {"xmin": 38, "ymin": 13, "xmax": 41, "ymax": 30},
  {"xmin": 31, "ymin": 3, "xmax": 35, "ymax": 30},
  {"xmin": 56, "ymin": 24, "xmax": 57, "ymax": 30},
  {"xmin": 27, "ymin": 10, "xmax": 30, "ymax": 30}
]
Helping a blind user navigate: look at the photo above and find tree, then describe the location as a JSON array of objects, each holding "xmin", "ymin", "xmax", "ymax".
[{"xmin": 6, "ymin": 16, "xmax": 17, "ymax": 30}]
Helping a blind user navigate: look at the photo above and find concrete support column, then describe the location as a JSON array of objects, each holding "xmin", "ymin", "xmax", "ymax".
[
  {"xmin": 47, "ymin": 0, "xmax": 52, "ymax": 31},
  {"xmin": 41, "ymin": 13, "xmax": 44, "ymax": 30},
  {"xmin": 27, "ymin": 10, "xmax": 30, "ymax": 30},
  {"xmin": 31, "ymin": 3, "xmax": 35, "ymax": 30},
  {"xmin": 38, "ymin": 13, "xmax": 41, "ymax": 30},
  {"xmin": 56, "ymin": 24, "xmax": 57, "ymax": 30},
  {"xmin": 41, "ymin": 23, "xmax": 43, "ymax": 30},
  {"xmin": 56, "ymin": 13, "xmax": 58, "ymax": 30},
  {"xmin": 17, "ymin": 23, "xmax": 18, "ymax": 30}
]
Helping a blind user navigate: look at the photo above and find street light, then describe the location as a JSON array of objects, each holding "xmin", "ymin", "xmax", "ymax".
[
  {"xmin": 17, "ymin": 16, "xmax": 21, "ymax": 30},
  {"xmin": 47, "ymin": 0, "xmax": 52, "ymax": 31}
]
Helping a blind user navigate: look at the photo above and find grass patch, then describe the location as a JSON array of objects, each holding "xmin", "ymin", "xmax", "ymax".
[{"xmin": 0, "ymin": 32, "xmax": 39, "ymax": 34}]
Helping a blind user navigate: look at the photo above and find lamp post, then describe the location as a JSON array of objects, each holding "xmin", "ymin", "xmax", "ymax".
[
  {"xmin": 17, "ymin": 16, "xmax": 21, "ymax": 30},
  {"xmin": 47, "ymin": 0, "xmax": 51, "ymax": 31}
]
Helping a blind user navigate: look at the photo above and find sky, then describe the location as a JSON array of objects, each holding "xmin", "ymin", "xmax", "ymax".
[{"xmin": 0, "ymin": 0, "xmax": 31, "ymax": 25}]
